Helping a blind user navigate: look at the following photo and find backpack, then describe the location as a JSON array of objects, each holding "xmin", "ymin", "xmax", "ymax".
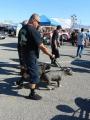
[
  {"xmin": 18, "ymin": 25, "xmax": 29, "ymax": 47},
  {"xmin": 17, "ymin": 25, "xmax": 29, "ymax": 66}
]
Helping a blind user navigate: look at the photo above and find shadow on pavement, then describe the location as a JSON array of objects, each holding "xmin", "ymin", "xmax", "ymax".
[
  {"xmin": 10, "ymin": 58, "xmax": 19, "ymax": 63},
  {"xmin": 1, "ymin": 48, "xmax": 17, "ymax": 51},
  {"xmin": 71, "ymin": 59, "xmax": 90, "ymax": 69},
  {"xmin": 0, "ymin": 43, "xmax": 17, "ymax": 49},
  {"xmin": 0, "ymin": 62, "xmax": 19, "ymax": 75},
  {"xmin": 60, "ymin": 54, "xmax": 75, "ymax": 58},
  {"xmin": 0, "ymin": 67, "xmax": 18, "ymax": 75},
  {"xmin": 0, "ymin": 77, "xmax": 24, "ymax": 98},
  {"xmin": 51, "ymin": 115, "xmax": 88, "ymax": 120},
  {"xmin": 71, "ymin": 67, "xmax": 90, "ymax": 73},
  {"xmin": 51, "ymin": 97, "xmax": 90, "ymax": 120}
]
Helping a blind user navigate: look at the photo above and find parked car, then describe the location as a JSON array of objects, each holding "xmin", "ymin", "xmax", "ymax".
[
  {"xmin": 42, "ymin": 36, "xmax": 50, "ymax": 45},
  {"xmin": 59, "ymin": 30, "xmax": 70, "ymax": 45},
  {"xmin": 41, "ymin": 32, "xmax": 51, "ymax": 45},
  {"xmin": 0, "ymin": 32, "xmax": 6, "ymax": 39}
]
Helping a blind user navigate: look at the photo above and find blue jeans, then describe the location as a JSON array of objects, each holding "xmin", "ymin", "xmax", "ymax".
[
  {"xmin": 26, "ymin": 51, "xmax": 40, "ymax": 84},
  {"xmin": 76, "ymin": 45, "xmax": 84, "ymax": 57}
]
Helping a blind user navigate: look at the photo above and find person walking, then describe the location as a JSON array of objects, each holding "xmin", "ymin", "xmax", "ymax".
[
  {"xmin": 86, "ymin": 30, "xmax": 90, "ymax": 46},
  {"xmin": 51, "ymin": 25, "xmax": 62, "ymax": 65},
  {"xmin": 70, "ymin": 30, "xmax": 78, "ymax": 46},
  {"xmin": 76, "ymin": 28, "xmax": 86, "ymax": 58},
  {"xmin": 17, "ymin": 13, "xmax": 55, "ymax": 100}
]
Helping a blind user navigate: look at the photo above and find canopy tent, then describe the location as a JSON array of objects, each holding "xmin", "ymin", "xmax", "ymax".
[
  {"xmin": 49, "ymin": 18, "xmax": 60, "ymax": 26},
  {"xmin": 40, "ymin": 15, "xmax": 51, "ymax": 26},
  {"xmin": 51, "ymin": 18, "xmax": 71, "ymax": 28},
  {"xmin": 40, "ymin": 15, "xmax": 61, "ymax": 26}
]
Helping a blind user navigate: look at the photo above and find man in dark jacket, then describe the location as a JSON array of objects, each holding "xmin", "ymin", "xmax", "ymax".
[{"xmin": 17, "ymin": 13, "xmax": 55, "ymax": 100}]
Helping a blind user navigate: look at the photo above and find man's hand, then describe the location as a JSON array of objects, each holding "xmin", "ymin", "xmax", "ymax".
[{"xmin": 50, "ymin": 54, "xmax": 55, "ymax": 60}]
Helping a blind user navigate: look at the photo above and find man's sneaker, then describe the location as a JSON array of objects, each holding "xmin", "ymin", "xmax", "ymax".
[{"xmin": 26, "ymin": 93, "xmax": 42, "ymax": 100}]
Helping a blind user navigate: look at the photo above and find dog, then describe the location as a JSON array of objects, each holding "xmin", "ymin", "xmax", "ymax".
[
  {"xmin": 16, "ymin": 63, "xmax": 72, "ymax": 90},
  {"xmin": 39, "ymin": 69, "xmax": 62, "ymax": 90},
  {"xmin": 39, "ymin": 64, "xmax": 73, "ymax": 90},
  {"xmin": 16, "ymin": 63, "xmax": 51, "ymax": 87}
]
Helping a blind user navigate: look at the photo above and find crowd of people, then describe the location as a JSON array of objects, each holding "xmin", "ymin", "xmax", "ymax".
[{"xmin": 17, "ymin": 13, "xmax": 90, "ymax": 100}]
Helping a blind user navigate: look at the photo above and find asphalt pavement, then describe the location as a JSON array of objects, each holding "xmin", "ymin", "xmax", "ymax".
[{"xmin": 0, "ymin": 37, "xmax": 90, "ymax": 120}]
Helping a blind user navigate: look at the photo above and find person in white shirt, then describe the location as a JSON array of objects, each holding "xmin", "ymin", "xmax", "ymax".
[{"xmin": 76, "ymin": 28, "xmax": 86, "ymax": 58}]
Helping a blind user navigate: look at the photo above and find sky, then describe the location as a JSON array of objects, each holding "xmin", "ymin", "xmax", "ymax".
[{"xmin": 0, "ymin": 0, "xmax": 90, "ymax": 25}]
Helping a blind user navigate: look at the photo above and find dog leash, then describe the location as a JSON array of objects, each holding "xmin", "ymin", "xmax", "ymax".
[
  {"xmin": 55, "ymin": 60, "xmax": 64, "ymax": 71},
  {"xmin": 55, "ymin": 60, "xmax": 73, "ymax": 75}
]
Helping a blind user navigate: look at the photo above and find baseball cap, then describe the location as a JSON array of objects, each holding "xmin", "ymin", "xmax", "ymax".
[{"xmin": 57, "ymin": 25, "xmax": 62, "ymax": 29}]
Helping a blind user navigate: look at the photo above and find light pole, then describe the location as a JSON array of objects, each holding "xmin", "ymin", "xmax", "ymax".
[{"xmin": 71, "ymin": 14, "xmax": 77, "ymax": 29}]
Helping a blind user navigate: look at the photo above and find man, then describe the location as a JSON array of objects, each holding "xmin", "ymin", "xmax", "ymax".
[
  {"xmin": 17, "ymin": 13, "xmax": 55, "ymax": 100},
  {"xmin": 76, "ymin": 28, "xmax": 86, "ymax": 58},
  {"xmin": 70, "ymin": 30, "xmax": 78, "ymax": 46},
  {"xmin": 86, "ymin": 30, "xmax": 90, "ymax": 46},
  {"xmin": 51, "ymin": 25, "xmax": 62, "ymax": 65}
]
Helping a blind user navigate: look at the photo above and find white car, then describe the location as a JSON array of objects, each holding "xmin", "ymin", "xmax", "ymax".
[
  {"xmin": 59, "ymin": 31, "xmax": 70, "ymax": 44},
  {"xmin": 0, "ymin": 33, "xmax": 5, "ymax": 39}
]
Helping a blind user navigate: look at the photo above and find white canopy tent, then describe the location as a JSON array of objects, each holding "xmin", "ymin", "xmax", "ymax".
[{"xmin": 51, "ymin": 18, "xmax": 71, "ymax": 28}]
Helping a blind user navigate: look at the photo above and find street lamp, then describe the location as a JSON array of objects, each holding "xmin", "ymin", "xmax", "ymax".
[{"xmin": 71, "ymin": 14, "xmax": 77, "ymax": 29}]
